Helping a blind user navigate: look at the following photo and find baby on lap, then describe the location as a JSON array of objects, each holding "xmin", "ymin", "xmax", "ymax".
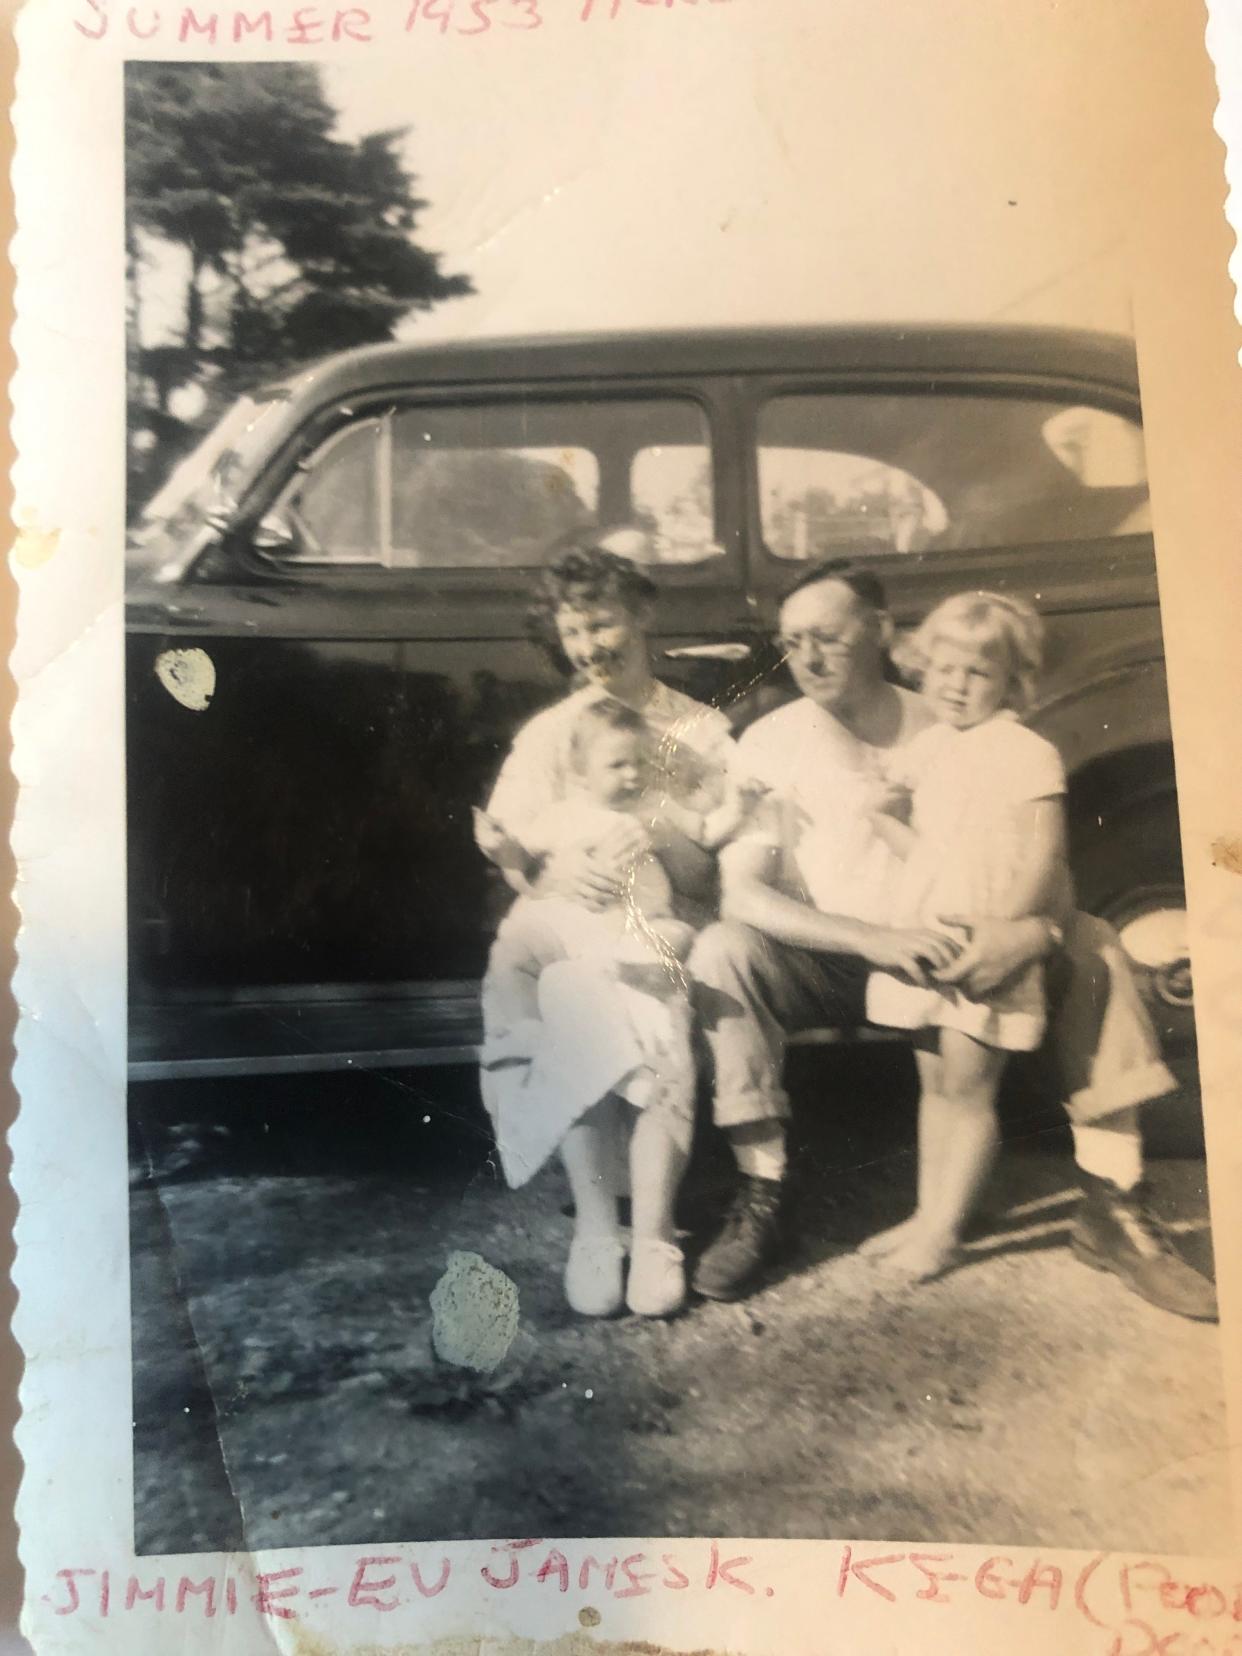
[{"xmin": 476, "ymin": 696, "xmax": 756, "ymax": 979}]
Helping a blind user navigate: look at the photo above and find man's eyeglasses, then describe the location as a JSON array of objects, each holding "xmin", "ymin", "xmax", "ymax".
[{"xmin": 777, "ymin": 623, "xmax": 867, "ymax": 658}]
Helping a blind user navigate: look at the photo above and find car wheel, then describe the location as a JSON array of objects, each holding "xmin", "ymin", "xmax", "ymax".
[{"xmin": 1073, "ymin": 791, "xmax": 1202, "ymax": 1156}]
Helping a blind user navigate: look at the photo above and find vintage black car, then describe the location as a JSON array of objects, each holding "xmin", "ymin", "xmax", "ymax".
[{"xmin": 125, "ymin": 324, "xmax": 1190, "ymax": 1091}]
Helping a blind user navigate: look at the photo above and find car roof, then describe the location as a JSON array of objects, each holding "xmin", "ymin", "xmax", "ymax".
[{"xmin": 262, "ymin": 324, "xmax": 1140, "ymax": 407}]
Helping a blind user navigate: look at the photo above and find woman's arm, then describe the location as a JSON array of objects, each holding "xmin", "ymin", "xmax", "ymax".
[
  {"xmin": 484, "ymin": 706, "xmax": 636, "ymax": 907},
  {"xmin": 473, "ymin": 808, "xmax": 539, "ymax": 896}
]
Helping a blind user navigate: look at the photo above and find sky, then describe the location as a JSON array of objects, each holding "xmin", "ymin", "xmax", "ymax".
[
  {"xmin": 135, "ymin": 1, "xmax": 1215, "ymax": 359},
  {"xmin": 312, "ymin": 0, "xmax": 1208, "ymax": 346}
]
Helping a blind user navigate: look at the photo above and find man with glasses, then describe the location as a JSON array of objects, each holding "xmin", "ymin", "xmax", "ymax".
[{"xmin": 688, "ymin": 559, "xmax": 1217, "ymax": 1321}]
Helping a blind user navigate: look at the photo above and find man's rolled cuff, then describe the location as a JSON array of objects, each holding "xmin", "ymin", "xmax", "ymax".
[
  {"xmin": 1065, "ymin": 1058, "xmax": 1178, "ymax": 1125},
  {"xmin": 712, "ymin": 1082, "xmax": 792, "ymax": 1131}
]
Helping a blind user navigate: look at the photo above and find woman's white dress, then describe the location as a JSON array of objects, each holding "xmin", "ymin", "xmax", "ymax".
[{"xmin": 479, "ymin": 683, "xmax": 732, "ymax": 1187}]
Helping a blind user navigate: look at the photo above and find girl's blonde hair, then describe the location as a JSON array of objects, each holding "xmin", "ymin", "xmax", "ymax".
[{"xmin": 893, "ymin": 591, "xmax": 1046, "ymax": 713}]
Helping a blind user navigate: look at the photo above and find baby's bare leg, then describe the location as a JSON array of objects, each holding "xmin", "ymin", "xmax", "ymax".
[
  {"xmin": 647, "ymin": 916, "xmax": 696, "ymax": 961},
  {"xmin": 481, "ymin": 904, "xmax": 568, "ymax": 1051},
  {"xmin": 612, "ymin": 916, "xmax": 697, "ymax": 997}
]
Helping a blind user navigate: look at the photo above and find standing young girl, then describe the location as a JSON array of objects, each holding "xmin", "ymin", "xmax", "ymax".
[{"xmin": 862, "ymin": 591, "xmax": 1072, "ymax": 1282}]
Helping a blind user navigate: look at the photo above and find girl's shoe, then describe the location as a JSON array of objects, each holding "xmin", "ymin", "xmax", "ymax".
[
  {"xmin": 626, "ymin": 1238, "xmax": 686, "ymax": 1318},
  {"xmin": 564, "ymin": 1233, "xmax": 627, "ymax": 1317}
]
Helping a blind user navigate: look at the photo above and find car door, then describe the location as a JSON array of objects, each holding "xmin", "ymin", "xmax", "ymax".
[{"xmin": 126, "ymin": 375, "xmax": 752, "ymax": 1015}]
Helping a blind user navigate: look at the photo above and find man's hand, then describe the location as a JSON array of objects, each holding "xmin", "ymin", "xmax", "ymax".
[
  {"xmin": 932, "ymin": 916, "xmax": 1050, "ymax": 997},
  {"xmin": 865, "ymin": 926, "xmax": 963, "ymax": 983},
  {"xmin": 534, "ymin": 818, "xmax": 649, "ymax": 911}
]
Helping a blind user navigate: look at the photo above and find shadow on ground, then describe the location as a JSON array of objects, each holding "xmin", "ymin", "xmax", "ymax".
[{"xmin": 129, "ymin": 1051, "xmax": 1227, "ymax": 1557}]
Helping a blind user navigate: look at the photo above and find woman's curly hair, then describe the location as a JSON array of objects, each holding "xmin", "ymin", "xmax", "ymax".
[
  {"xmin": 527, "ymin": 528, "xmax": 659, "ymax": 671},
  {"xmin": 893, "ymin": 591, "xmax": 1046, "ymax": 713}
]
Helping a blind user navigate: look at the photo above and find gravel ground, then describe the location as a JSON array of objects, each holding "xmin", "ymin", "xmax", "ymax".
[{"xmin": 130, "ymin": 1054, "xmax": 1229, "ymax": 1557}]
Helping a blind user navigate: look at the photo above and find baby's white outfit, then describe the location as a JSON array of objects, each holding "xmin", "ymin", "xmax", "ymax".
[
  {"xmin": 500, "ymin": 798, "xmax": 677, "ymax": 964},
  {"xmin": 484, "ymin": 798, "xmax": 695, "ymax": 1188}
]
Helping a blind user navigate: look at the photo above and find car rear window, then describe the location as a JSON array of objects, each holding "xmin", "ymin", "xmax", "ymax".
[
  {"xmin": 271, "ymin": 395, "xmax": 722, "ymax": 570},
  {"xmin": 759, "ymin": 393, "xmax": 1149, "ymax": 559}
]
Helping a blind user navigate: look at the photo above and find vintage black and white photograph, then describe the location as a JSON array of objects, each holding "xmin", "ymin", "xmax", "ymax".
[{"xmin": 123, "ymin": 37, "xmax": 1230, "ymax": 1559}]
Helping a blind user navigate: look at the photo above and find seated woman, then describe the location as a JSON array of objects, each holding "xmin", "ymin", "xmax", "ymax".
[{"xmin": 477, "ymin": 533, "xmax": 738, "ymax": 1321}]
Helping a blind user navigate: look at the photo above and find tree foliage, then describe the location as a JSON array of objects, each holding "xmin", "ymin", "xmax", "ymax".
[{"xmin": 126, "ymin": 62, "xmax": 471, "ymax": 390}]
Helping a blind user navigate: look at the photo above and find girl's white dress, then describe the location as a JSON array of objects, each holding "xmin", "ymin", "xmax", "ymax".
[{"xmin": 866, "ymin": 712, "xmax": 1068, "ymax": 1052}]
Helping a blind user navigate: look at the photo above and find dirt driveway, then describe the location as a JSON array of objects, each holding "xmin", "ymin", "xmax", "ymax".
[{"xmin": 129, "ymin": 1053, "xmax": 1229, "ymax": 1557}]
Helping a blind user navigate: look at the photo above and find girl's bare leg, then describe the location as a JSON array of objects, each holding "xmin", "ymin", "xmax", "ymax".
[
  {"xmin": 887, "ymin": 1031, "xmax": 1005, "ymax": 1281},
  {"xmin": 860, "ymin": 1049, "xmax": 946, "ymax": 1257}
]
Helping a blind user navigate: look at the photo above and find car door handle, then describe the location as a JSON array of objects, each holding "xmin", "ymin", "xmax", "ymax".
[
  {"xmin": 165, "ymin": 602, "xmax": 206, "ymax": 625},
  {"xmin": 662, "ymin": 643, "xmax": 754, "ymax": 662}
]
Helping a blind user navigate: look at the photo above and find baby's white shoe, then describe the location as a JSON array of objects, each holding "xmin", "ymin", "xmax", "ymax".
[
  {"xmin": 564, "ymin": 1232, "xmax": 627, "ymax": 1317},
  {"xmin": 626, "ymin": 1238, "xmax": 686, "ymax": 1318}
]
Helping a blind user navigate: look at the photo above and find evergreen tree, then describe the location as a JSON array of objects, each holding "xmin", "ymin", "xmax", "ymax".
[{"xmin": 126, "ymin": 62, "xmax": 470, "ymax": 399}]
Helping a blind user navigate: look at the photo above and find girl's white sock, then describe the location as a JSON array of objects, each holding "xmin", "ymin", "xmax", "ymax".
[
  {"xmin": 1071, "ymin": 1110, "xmax": 1144, "ymax": 1191},
  {"xmin": 730, "ymin": 1123, "xmax": 788, "ymax": 1183}
]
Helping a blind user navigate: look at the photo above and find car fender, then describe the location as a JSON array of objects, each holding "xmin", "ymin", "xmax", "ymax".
[{"xmin": 1030, "ymin": 643, "xmax": 1171, "ymax": 788}]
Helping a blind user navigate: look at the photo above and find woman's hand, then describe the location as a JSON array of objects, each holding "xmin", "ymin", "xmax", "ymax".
[{"xmin": 535, "ymin": 818, "xmax": 649, "ymax": 911}]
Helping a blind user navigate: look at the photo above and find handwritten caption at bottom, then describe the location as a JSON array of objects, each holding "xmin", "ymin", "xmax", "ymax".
[{"xmin": 40, "ymin": 1545, "xmax": 1242, "ymax": 1654}]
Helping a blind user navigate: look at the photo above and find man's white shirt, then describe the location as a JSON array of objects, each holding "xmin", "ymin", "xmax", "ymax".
[{"xmin": 725, "ymin": 689, "xmax": 932, "ymax": 926}]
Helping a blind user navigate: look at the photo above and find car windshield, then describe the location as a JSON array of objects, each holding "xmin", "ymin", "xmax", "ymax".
[{"xmin": 130, "ymin": 393, "xmax": 288, "ymax": 578}]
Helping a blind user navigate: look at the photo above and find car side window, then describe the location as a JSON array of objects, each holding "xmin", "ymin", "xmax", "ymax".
[
  {"xmin": 282, "ymin": 419, "xmax": 385, "ymax": 565},
  {"xmin": 263, "ymin": 395, "xmax": 723, "ymax": 571},
  {"xmin": 388, "ymin": 408, "xmax": 599, "ymax": 568},
  {"xmin": 759, "ymin": 393, "xmax": 1149, "ymax": 559},
  {"xmin": 630, "ymin": 443, "xmax": 715, "ymax": 563}
]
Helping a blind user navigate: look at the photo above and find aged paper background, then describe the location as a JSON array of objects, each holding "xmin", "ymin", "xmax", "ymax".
[
  {"xmin": 7, "ymin": 0, "xmax": 1242, "ymax": 1651},
  {"xmin": 5, "ymin": 3, "xmax": 38, "ymax": 1652}
]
